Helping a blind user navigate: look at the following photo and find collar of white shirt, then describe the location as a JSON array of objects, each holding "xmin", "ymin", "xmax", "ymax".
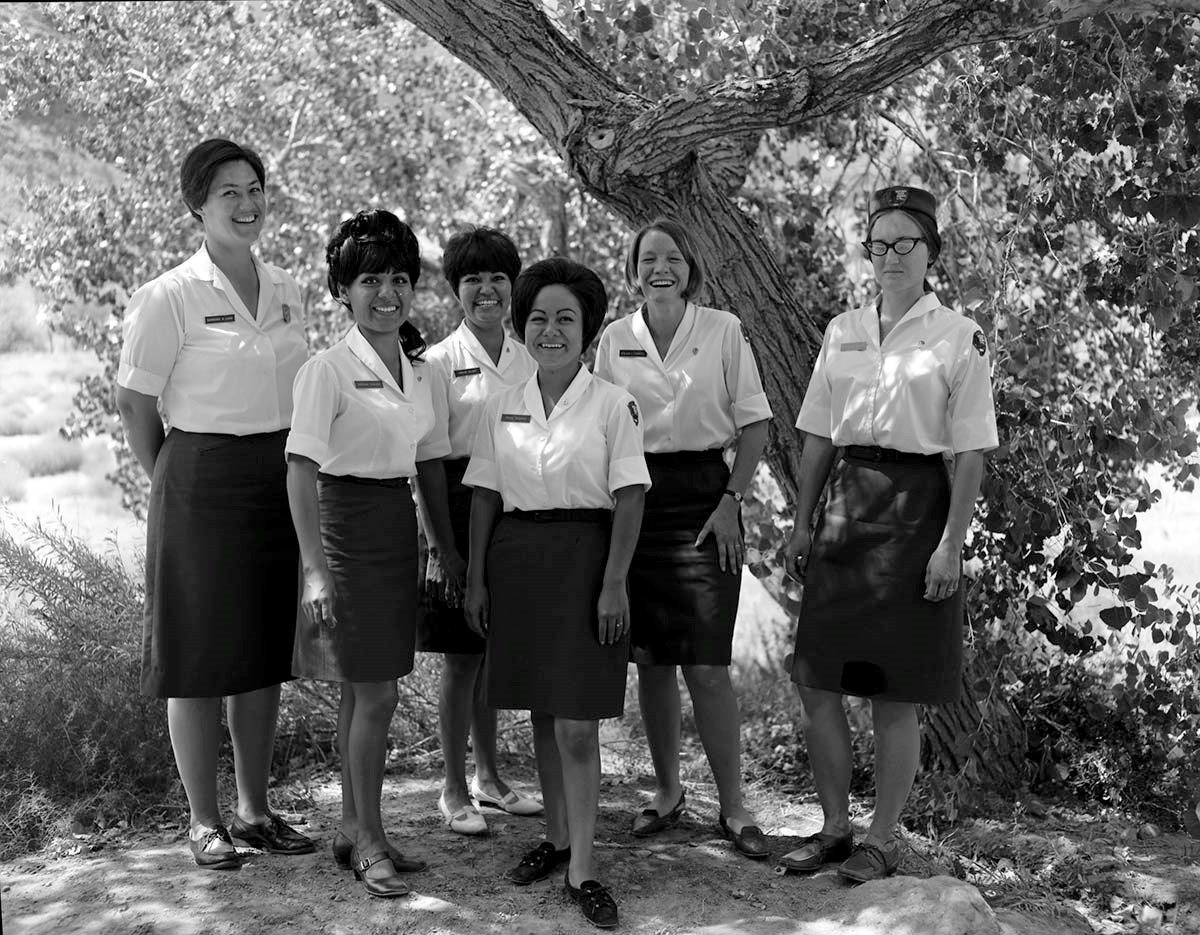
[
  {"xmin": 630, "ymin": 301, "xmax": 698, "ymax": 365},
  {"xmin": 866, "ymin": 291, "xmax": 945, "ymax": 342},
  {"xmin": 344, "ymin": 324, "xmax": 412, "ymax": 396},
  {"xmin": 455, "ymin": 321, "xmax": 520, "ymax": 373},
  {"xmin": 521, "ymin": 364, "xmax": 593, "ymax": 426},
  {"xmin": 183, "ymin": 243, "xmax": 286, "ymax": 323}
]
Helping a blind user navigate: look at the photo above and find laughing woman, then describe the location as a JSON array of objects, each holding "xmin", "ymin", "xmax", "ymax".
[
  {"xmin": 464, "ymin": 258, "xmax": 649, "ymax": 930},
  {"xmin": 116, "ymin": 138, "xmax": 313, "ymax": 871},
  {"xmin": 286, "ymin": 210, "xmax": 454, "ymax": 898}
]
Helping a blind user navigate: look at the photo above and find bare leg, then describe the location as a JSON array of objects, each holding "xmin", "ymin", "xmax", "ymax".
[
  {"xmin": 167, "ymin": 696, "xmax": 224, "ymax": 831},
  {"xmin": 866, "ymin": 700, "xmax": 919, "ymax": 845},
  {"xmin": 681, "ymin": 664, "xmax": 755, "ymax": 828},
  {"xmin": 636, "ymin": 663, "xmax": 683, "ymax": 814},
  {"xmin": 338, "ymin": 684, "xmax": 357, "ymax": 837},
  {"xmin": 440, "ymin": 652, "xmax": 484, "ymax": 810},
  {"xmin": 531, "ymin": 711, "xmax": 569, "ymax": 849},
  {"xmin": 470, "ymin": 662, "xmax": 510, "ymax": 798},
  {"xmin": 227, "ymin": 684, "xmax": 282, "ymax": 824},
  {"xmin": 555, "ymin": 717, "xmax": 601, "ymax": 885},
  {"xmin": 348, "ymin": 680, "xmax": 400, "ymax": 879},
  {"xmin": 795, "ymin": 685, "xmax": 853, "ymax": 838}
]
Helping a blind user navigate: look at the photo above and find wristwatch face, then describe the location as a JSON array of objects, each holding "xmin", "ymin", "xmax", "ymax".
[{"xmin": 725, "ymin": 488, "xmax": 743, "ymax": 502}]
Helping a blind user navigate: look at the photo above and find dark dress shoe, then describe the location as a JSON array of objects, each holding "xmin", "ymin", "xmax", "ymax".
[
  {"xmin": 189, "ymin": 824, "xmax": 243, "ymax": 870},
  {"xmin": 718, "ymin": 815, "xmax": 771, "ymax": 860},
  {"xmin": 507, "ymin": 841, "xmax": 570, "ymax": 885},
  {"xmin": 564, "ymin": 873, "xmax": 619, "ymax": 929},
  {"xmin": 229, "ymin": 811, "xmax": 316, "ymax": 855},
  {"xmin": 332, "ymin": 831, "xmax": 426, "ymax": 872},
  {"xmin": 631, "ymin": 789, "xmax": 686, "ymax": 836},
  {"xmin": 351, "ymin": 847, "xmax": 411, "ymax": 898},
  {"xmin": 777, "ymin": 831, "xmax": 853, "ymax": 872}
]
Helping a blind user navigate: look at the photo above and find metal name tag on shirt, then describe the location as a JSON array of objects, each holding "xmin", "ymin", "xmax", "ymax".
[
  {"xmin": 840, "ymin": 341, "xmax": 868, "ymax": 351},
  {"xmin": 618, "ymin": 349, "xmax": 648, "ymax": 357},
  {"xmin": 354, "ymin": 379, "xmax": 384, "ymax": 389},
  {"xmin": 501, "ymin": 413, "xmax": 532, "ymax": 423},
  {"xmin": 454, "ymin": 367, "xmax": 482, "ymax": 377}
]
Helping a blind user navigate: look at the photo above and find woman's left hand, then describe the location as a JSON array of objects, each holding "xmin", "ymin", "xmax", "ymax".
[
  {"xmin": 924, "ymin": 541, "xmax": 961, "ymax": 602},
  {"xmin": 695, "ymin": 496, "xmax": 743, "ymax": 574},
  {"xmin": 597, "ymin": 580, "xmax": 630, "ymax": 645},
  {"xmin": 426, "ymin": 548, "xmax": 467, "ymax": 607}
]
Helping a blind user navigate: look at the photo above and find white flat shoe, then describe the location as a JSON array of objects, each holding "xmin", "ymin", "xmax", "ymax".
[
  {"xmin": 438, "ymin": 791, "xmax": 488, "ymax": 835},
  {"xmin": 470, "ymin": 778, "xmax": 545, "ymax": 816}
]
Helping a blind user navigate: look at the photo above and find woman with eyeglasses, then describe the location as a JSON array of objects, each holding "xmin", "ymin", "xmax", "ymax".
[{"xmin": 779, "ymin": 186, "xmax": 997, "ymax": 882}]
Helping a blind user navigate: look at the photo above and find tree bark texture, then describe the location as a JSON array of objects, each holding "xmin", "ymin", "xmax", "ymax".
[{"xmin": 380, "ymin": 0, "xmax": 1196, "ymax": 793}]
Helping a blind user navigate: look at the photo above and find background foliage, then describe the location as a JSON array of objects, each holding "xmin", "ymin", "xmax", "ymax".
[{"xmin": 1, "ymin": 0, "xmax": 1198, "ymax": 853}]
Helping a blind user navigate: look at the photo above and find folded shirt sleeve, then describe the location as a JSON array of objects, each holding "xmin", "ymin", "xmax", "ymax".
[
  {"xmin": 285, "ymin": 357, "xmax": 338, "ymax": 467},
  {"xmin": 117, "ymin": 278, "xmax": 183, "ymax": 397}
]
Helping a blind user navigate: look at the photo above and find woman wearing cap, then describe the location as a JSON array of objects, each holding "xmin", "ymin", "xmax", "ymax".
[
  {"xmin": 116, "ymin": 138, "xmax": 313, "ymax": 870},
  {"xmin": 464, "ymin": 258, "xmax": 649, "ymax": 929},
  {"xmin": 779, "ymin": 185, "xmax": 997, "ymax": 882},
  {"xmin": 594, "ymin": 218, "xmax": 772, "ymax": 860},
  {"xmin": 416, "ymin": 227, "xmax": 541, "ymax": 836},
  {"xmin": 286, "ymin": 209, "xmax": 453, "ymax": 898}
]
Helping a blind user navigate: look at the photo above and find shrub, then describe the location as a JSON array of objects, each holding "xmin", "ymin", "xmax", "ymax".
[
  {"xmin": 0, "ymin": 516, "xmax": 173, "ymax": 858},
  {"xmin": 10, "ymin": 434, "xmax": 84, "ymax": 477}
]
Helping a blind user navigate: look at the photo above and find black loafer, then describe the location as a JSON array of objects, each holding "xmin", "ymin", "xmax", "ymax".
[
  {"xmin": 777, "ymin": 831, "xmax": 853, "ymax": 872},
  {"xmin": 229, "ymin": 811, "xmax": 316, "ymax": 855},
  {"xmin": 507, "ymin": 841, "xmax": 570, "ymax": 885},
  {"xmin": 189, "ymin": 823, "xmax": 243, "ymax": 871},
  {"xmin": 564, "ymin": 874, "xmax": 618, "ymax": 929},
  {"xmin": 631, "ymin": 789, "xmax": 686, "ymax": 837},
  {"xmin": 718, "ymin": 815, "xmax": 770, "ymax": 860}
]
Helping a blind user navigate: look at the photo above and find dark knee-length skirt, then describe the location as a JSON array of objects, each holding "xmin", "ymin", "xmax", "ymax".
[
  {"xmin": 484, "ymin": 510, "xmax": 628, "ymax": 720},
  {"xmin": 141, "ymin": 429, "xmax": 299, "ymax": 698},
  {"xmin": 292, "ymin": 474, "xmax": 419, "ymax": 683},
  {"xmin": 629, "ymin": 450, "xmax": 741, "ymax": 666},
  {"xmin": 789, "ymin": 449, "xmax": 964, "ymax": 705},
  {"xmin": 415, "ymin": 458, "xmax": 483, "ymax": 655}
]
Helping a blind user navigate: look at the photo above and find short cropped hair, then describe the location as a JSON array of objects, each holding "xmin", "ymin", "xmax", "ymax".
[
  {"xmin": 511, "ymin": 257, "xmax": 607, "ymax": 351},
  {"xmin": 180, "ymin": 138, "xmax": 266, "ymax": 221},
  {"xmin": 325, "ymin": 209, "xmax": 421, "ymax": 299},
  {"xmin": 442, "ymin": 227, "xmax": 522, "ymax": 295},
  {"xmin": 623, "ymin": 217, "xmax": 707, "ymax": 300}
]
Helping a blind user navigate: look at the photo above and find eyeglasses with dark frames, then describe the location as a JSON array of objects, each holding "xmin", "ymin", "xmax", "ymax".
[{"xmin": 862, "ymin": 237, "xmax": 927, "ymax": 257}]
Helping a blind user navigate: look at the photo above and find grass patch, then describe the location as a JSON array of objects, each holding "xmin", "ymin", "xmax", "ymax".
[
  {"xmin": 11, "ymin": 434, "xmax": 85, "ymax": 477},
  {"xmin": 0, "ymin": 460, "xmax": 28, "ymax": 501}
]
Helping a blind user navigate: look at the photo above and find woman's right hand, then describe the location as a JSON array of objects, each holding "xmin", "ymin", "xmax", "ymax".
[
  {"xmin": 464, "ymin": 579, "xmax": 488, "ymax": 638},
  {"xmin": 782, "ymin": 526, "xmax": 811, "ymax": 582},
  {"xmin": 302, "ymin": 566, "xmax": 337, "ymax": 628}
]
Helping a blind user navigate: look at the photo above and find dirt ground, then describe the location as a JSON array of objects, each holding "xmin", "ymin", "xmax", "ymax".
[{"xmin": 4, "ymin": 765, "xmax": 1199, "ymax": 935}]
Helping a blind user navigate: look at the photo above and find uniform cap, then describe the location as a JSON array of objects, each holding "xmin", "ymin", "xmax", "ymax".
[{"xmin": 868, "ymin": 186, "xmax": 938, "ymax": 227}]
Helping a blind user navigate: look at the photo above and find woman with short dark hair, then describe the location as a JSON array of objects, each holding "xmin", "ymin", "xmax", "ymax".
[
  {"xmin": 287, "ymin": 209, "xmax": 454, "ymax": 898},
  {"xmin": 464, "ymin": 257, "xmax": 649, "ymax": 929},
  {"xmin": 116, "ymin": 138, "xmax": 313, "ymax": 870},
  {"xmin": 416, "ymin": 226, "xmax": 542, "ymax": 836}
]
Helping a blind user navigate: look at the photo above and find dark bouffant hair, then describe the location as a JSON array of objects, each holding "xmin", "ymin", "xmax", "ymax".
[
  {"xmin": 511, "ymin": 257, "xmax": 607, "ymax": 351},
  {"xmin": 623, "ymin": 216, "xmax": 707, "ymax": 301},
  {"xmin": 180, "ymin": 139, "xmax": 266, "ymax": 221},
  {"xmin": 442, "ymin": 227, "xmax": 522, "ymax": 296},
  {"xmin": 325, "ymin": 209, "xmax": 425, "ymax": 360}
]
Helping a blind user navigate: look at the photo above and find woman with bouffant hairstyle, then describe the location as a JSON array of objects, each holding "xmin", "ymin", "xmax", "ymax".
[{"xmin": 286, "ymin": 209, "xmax": 457, "ymax": 898}]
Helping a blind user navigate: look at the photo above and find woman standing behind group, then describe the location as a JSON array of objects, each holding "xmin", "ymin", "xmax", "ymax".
[
  {"xmin": 116, "ymin": 138, "xmax": 313, "ymax": 870},
  {"xmin": 594, "ymin": 218, "xmax": 772, "ymax": 859},
  {"xmin": 465, "ymin": 258, "xmax": 649, "ymax": 929},
  {"xmin": 417, "ymin": 227, "xmax": 542, "ymax": 835},
  {"xmin": 781, "ymin": 186, "xmax": 996, "ymax": 882},
  {"xmin": 286, "ymin": 209, "xmax": 455, "ymax": 898}
]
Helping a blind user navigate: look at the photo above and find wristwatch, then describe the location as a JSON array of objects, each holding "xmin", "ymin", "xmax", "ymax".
[{"xmin": 723, "ymin": 488, "xmax": 744, "ymax": 503}]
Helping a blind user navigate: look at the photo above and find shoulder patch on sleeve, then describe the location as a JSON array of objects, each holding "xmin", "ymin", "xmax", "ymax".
[
  {"xmin": 972, "ymin": 331, "xmax": 987, "ymax": 357},
  {"xmin": 627, "ymin": 399, "xmax": 640, "ymax": 426}
]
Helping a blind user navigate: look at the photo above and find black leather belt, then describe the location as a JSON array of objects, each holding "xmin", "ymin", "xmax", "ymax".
[
  {"xmin": 507, "ymin": 508, "xmax": 610, "ymax": 523},
  {"xmin": 318, "ymin": 472, "xmax": 410, "ymax": 488},
  {"xmin": 842, "ymin": 445, "xmax": 942, "ymax": 464},
  {"xmin": 645, "ymin": 449, "xmax": 725, "ymax": 466}
]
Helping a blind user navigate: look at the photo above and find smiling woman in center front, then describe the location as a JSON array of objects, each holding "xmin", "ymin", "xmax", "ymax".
[{"xmin": 464, "ymin": 257, "xmax": 649, "ymax": 930}]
